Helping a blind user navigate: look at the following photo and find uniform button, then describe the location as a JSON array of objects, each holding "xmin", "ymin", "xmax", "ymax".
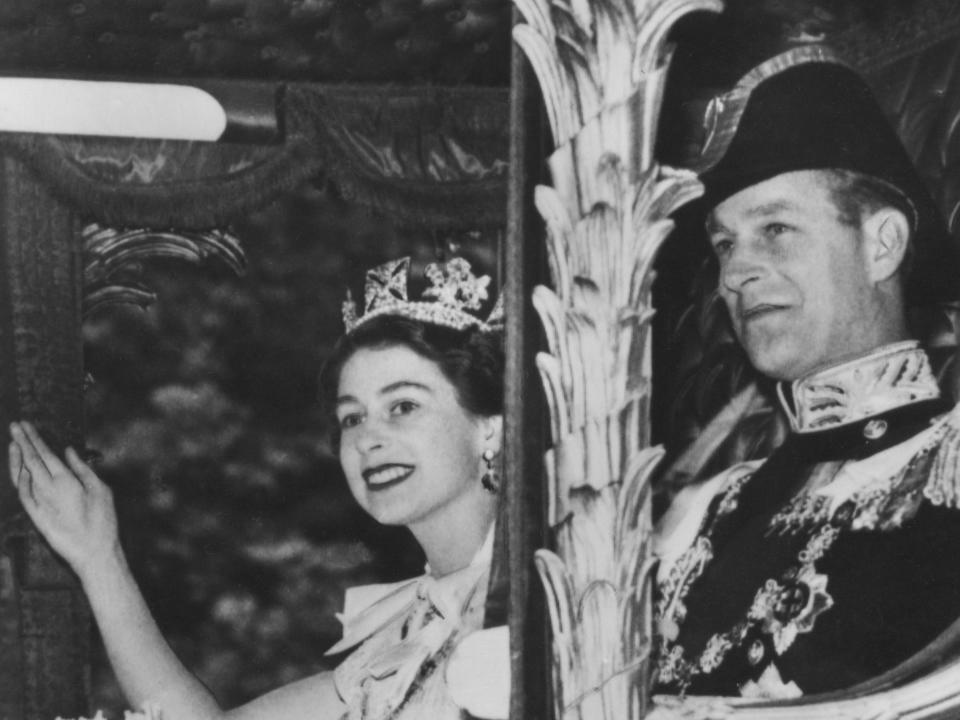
[
  {"xmin": 863, "ymin": 419, "xmax": 888, "ymax": 440},
  {"xmin": 747, "ymin": 639, "xmax": 765, "ymax": 666}
]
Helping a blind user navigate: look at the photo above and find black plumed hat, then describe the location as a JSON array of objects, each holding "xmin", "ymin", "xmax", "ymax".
[{"xmin": 688, "ymin": 45, "xmax": 960, "ymax": 307}]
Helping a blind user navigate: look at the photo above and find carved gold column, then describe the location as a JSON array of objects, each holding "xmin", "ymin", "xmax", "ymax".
[{"xmin": 509, "ymin": 1, "xmax": 721, "ymax": 718}]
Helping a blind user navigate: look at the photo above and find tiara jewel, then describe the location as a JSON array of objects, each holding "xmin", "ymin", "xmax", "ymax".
[{"xmin": 342, "ymin": 256, "xmax": 502, "ymax": 334}]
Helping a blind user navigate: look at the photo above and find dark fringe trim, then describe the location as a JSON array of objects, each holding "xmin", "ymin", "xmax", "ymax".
[
  {"xmin": 0, "ymin": 133, "xmax": 325, "ymax": 229},
  {"xmin": 0, "ymin": 84, "xmax": 509, "ymax": 230}
]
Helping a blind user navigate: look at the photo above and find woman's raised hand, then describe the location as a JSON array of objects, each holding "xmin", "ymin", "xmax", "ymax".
[
  {"xmin": 8, "ymin": 421, "xmax": 120, "ymax": 580},
  {"xmin": 8, "ymin": 421, "xmax": 346, "ymax": 720}
]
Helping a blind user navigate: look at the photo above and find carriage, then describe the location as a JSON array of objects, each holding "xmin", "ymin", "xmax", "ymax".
[{"xmin": 0, "ymin": 1, "xmax": 958, "ymax": 719}]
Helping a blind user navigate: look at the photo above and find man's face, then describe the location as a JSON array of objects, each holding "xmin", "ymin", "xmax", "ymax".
[{"xmin": 707, "ymin": 170, "xmax": 882, "ymax": 381}]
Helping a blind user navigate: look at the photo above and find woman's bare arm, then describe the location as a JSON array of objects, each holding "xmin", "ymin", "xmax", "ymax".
[{"xmin": 9, "ymin": 422, "xmax": 346, "ymax": 720}]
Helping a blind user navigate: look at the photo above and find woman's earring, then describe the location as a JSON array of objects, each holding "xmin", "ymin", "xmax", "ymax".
[{"xmin": 481, "ymin": 449, "xmax": 499, "ymax": 493}]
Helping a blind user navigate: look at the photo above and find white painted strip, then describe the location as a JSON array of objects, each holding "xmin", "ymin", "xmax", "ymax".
[{"xmin": 0, "ymin": 78, "xmax": 227, "ymax": 140}]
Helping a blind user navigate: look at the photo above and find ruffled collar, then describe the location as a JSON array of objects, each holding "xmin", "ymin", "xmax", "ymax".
[
  {"xmin": 326, "ymin": 527, "xmax": 494, "ymax": 656},
  {"xmin": 777, "ymin": 341, "xmax": 941, "ymax": 433}
]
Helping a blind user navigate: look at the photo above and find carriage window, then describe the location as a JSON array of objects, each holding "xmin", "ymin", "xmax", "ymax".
[{"xmin": 81, "ymin": 185, "xmax": 501, "ymax": 713}]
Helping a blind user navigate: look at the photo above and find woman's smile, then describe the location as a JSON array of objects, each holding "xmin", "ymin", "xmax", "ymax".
[
  {"xmin": 362, "ymin": 463, "xmax": 414, "ymax": 489},
  {"xmin": 336, "ymin": 344, "xmax": 498, "ymax": 533}
]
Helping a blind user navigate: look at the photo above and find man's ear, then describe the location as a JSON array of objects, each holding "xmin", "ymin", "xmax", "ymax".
[{"xmin": 862, "ymin": 207, "xmax": 910, "ymax": 283}]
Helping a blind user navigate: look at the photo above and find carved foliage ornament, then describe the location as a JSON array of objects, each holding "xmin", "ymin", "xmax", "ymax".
[
  {"xmin": 510, "ymin": 0, "xmax": 719, "ymax": 718},
  {"xmin": 514, "ymin": 0, "xmax": 960, "ymax": 718},
  {"xmin": 82, "ymin": 223, "xmax": 247, "ymax": 318}
]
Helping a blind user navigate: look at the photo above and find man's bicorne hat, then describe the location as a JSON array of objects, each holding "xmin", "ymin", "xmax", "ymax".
[{"xmin": 688, "ymin": 45, "xmax": 960, "ymax": 307}]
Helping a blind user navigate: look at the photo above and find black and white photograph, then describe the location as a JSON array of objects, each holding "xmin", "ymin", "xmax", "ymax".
[{"xmin": 0, "ymin": 1, "xmax": 959, "ymax": 719}]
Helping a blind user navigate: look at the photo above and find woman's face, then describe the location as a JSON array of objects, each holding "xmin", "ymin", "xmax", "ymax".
[{"xmin": 335, "ymin": 344, "xmax": 499, "ymax": 534}]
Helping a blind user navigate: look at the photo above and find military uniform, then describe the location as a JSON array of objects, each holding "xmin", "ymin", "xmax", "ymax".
[{"xmin": 655, "ymin": 342, "xmax": 960, "ymax": 698}]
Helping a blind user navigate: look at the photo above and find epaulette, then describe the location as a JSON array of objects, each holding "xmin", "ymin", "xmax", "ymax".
[
  {"xmin": 848, "ymin": 403, "xmax": 960, "ymax": 532},
  {"xmin": 922, "ymin": 401, "xmax": 960, "ymax": 509}
]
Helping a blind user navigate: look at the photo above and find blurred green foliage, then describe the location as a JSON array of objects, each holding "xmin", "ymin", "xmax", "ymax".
[{"xmin": 83, "ymin": 181, "xmax": 496, "ymax": 715}]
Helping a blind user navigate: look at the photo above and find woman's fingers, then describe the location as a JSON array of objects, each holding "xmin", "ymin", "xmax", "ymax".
[
  {"xmin": 65, "ymin": 447, "xmax": 104, "ymax": 492},
  {"xmin": 8, "ymin": 441, "xmax": 35, "ymax": 498},
  {"xmin": 9, "ymin": 422, "xmax": 89, "ymax": 509},
  {"xmin": 18, "ymin": 421, "xmax": 69, "ymax": 477},
  {"xmin": 10, "ymin": 422, "xmax": 51, "ymax": 479},
  {"xmin": 9, "ymin": 421, "xmax": 107, "ymax": 506},
  {"xmin": 7, "ymin": 422, "xmax": 118, "ymax": 579},
  {"xmin": 8, "ymin": 441, "xmax": 30, "ymax": 499},
  {"xmin": 9, "ymin": 441, "xmax": 45, "ymax": 523},
  {"xmin": 7, "ymin": 440, "xmax": 20, "ymax": 489}
]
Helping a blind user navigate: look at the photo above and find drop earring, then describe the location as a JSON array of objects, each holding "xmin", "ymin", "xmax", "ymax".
[{"xmin": 481, "ymin": 449, "xmax": 499, "ymax": 493}]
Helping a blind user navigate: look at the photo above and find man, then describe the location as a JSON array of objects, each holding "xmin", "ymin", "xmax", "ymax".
[{"xmin": 654, "ymin": 45, "xmax": 960, "ymax": 699}]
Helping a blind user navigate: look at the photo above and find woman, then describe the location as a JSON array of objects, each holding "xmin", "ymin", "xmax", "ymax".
[{"xmin": 8, "ymin": 255, "xmax": 504, "ymax": 720}]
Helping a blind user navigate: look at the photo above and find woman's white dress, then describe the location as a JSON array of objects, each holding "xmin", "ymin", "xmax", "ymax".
[{"xmin": 327, "ymin": 534, "xmax": 492, "ymax": 720}]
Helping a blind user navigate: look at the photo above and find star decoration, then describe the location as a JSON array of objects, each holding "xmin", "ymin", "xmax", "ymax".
[{"xmin": 761, "ymin": 566, "xmax": 834, "ymax": 656}]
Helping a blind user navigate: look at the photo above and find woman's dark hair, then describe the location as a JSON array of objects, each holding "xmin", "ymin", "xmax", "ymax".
[{"xmin": 319, "ymin": 315, "xmax": 505, "ymax": 431}]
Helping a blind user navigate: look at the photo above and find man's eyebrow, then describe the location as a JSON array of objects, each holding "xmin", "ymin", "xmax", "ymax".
[
  {"xmin": 335, "ymin": 380, "xmax": 432, "ymax": 407},
  {"xmin": 706, "ymin": 199, "xmax": 799, "ymax": 236},
  {"xmin": 744, "ymin": 200, "xmax": 797, "ymax": 217},
  {"xmin": 704, "ymin": 215, "xmax": 732, "ymax": 236}
]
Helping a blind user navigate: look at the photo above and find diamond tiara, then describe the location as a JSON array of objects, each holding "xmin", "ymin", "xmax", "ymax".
[{"xmin": 341, "ymin": 256, "xmax": 503, "ymax": 334}]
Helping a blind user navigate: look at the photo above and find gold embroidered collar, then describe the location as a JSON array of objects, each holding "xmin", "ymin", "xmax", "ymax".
[{"xmin": 777, "ymin": 341, "xmax": 941, "ymax": 434}]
